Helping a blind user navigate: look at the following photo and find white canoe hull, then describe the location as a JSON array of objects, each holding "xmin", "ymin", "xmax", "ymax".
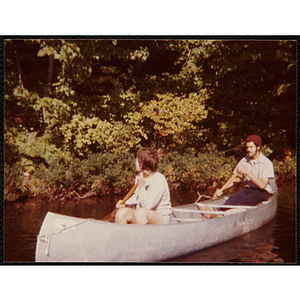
[{"xmin": 35, "ymin": 194, "xmax": 277, "ymax": 262}]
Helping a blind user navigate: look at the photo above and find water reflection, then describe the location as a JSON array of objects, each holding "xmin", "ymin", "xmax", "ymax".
[
  {"xmin": 4, "ymin": 184, "xmax": 296, "ymax": 263},
  {"xmin": 165, "ymin": 184, "xmax": 296, "ymax": 263},
  {"xmin": 272, "ymin": 185, "xmax": 296, "ymax": 263},
  {"xmin": 164, "ymin": 218, "xmax": 282, "ymax": 263}
]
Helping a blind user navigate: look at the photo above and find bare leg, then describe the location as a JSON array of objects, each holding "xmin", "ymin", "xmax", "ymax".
[
  {"xmin": 115, "ymin": 207, "xmax": 136, "ymax": 224},
  {"xmin": 134, "ymin": 208, "xmax": 165, "ymax": 225}
]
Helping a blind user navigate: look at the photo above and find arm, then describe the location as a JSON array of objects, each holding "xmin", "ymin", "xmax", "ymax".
[
  {"xmin": 222, "ymin": 175, "xmax": 243, "ymax": 190},
  {"xmin": 237, "ymin": 166, "xmax": 269, "ymax": 190},
  {"xmin": 116, "ymin": 174, "xmax": 142, "ymax": 208},
  {"xmin": 213, "ymin": 176, "xmax": 243, "ymax": 198}
]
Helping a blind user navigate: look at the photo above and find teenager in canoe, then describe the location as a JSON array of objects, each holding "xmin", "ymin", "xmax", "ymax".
[
  {"xmin": 213, "ymin": 135, "xmax": 276, "ymax": 206},
  {"xmin": 115, "ymin": 148, "xmax": 172, "ymax": 224}
]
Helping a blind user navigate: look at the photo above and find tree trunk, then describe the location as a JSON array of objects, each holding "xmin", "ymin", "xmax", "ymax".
[
  {"xmin": 14, "ymin": 47, "xmax": 24, "ymax": 89},
  {"xmin": 42, "ymin": 54, "xmax": 54, "ymax": 129},
  {"xmin": 45, "ymin": 54, "xmax": 54, "ymax": 97}
]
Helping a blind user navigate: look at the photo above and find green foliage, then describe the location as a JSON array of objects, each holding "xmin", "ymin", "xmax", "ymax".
[
  {"xmin": 141, "ymin": 92, "xmax": 208, "ymax": 150},
  {"xmin": 33, "ymin": 96, "xmax": 72, "ymax": 129},
  {"xmin": 60, "ymin": 113, "xmax": 147, "ymax": 156},
  {"xmin": 273, "ymin": 149, "xmax": 296, "ymax": 182},
  {"xmin": 7, "ymin": 146, "xmax": 237, "ymax": 200},
  {"xmin": 4, "ymin": 145, "xmax": 296, "ymax": 201},
  {"xmin": 260, "ymin": 145, "xmax": 273, "ymax": 157},
  {"xmin": 4, "ymin": 38, "xmax": 296, "ymax": 201},
  {"xmin": 17, "ymin": 132, "xmax": 67, "ymax": 165},
  {"xmin": 31, "ymin": 152, "xmax": 136, "ymax": 198},
  {"xmin": 273, "ymin": 158, "xmax": 296, "ymax": 182},
  {"xmin": 198, "ymin": 40, "xmax": 296, "ymax": 153},
  {"xmin": 4, "ymin": 163, "xmax": 29, "ymax": 201},
  {"xmin": 159, "ymin": 144, "xmax": 237, "ymax": 190}
]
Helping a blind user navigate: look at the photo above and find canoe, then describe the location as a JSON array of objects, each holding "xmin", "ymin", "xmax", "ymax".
[{"xmin": 35, "ymin": 193, "xmax": 277, "ymax": 262}]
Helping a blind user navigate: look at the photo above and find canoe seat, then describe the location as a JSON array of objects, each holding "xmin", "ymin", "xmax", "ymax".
[{"xmin": 196, "ymin": 203, "xmax": 256, "ymax": 210}]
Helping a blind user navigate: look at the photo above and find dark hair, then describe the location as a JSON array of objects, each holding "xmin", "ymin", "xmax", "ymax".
[{"xmin": 137, "ymin": 148, "xmax": 159, "ymax": 172}]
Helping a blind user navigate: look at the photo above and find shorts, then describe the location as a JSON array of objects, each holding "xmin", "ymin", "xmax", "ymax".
[
  {"xmin": 224, "ymin": 187, "xmax": 271, "ymax": 206},
  {"xmin": 163, "ymin": 214, "xmax": 171, "ymax": 224}
]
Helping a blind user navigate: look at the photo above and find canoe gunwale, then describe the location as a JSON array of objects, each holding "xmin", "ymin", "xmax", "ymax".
[{"xmin": 170, "ymin": 195, "xmax": 275, "ymax": 223}]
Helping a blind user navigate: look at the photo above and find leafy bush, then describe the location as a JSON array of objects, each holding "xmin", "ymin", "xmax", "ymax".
[
  {"xmin": 78, "ymin": 152, "xmax": 136, "ymax": 193},
  {"xmin": 60, "ymin": 114, "xmax": 147, "ymax": 156},
  {"xmin": 141, "ymin": 92, "xmax": 208, "ymax": 151},
  {"xmin": 4, "ymin": 163, "xmax": 29, "ymax": 201},
  {"xmin": 273, "ymin": 149, "xmax": 296, "ymax": 183},
  {"xmin": 31, "ymin": 152, "xmax": 136, "ymax": 198},
  {"xmin": 4, "ymin": 145, "xmax": 296, "ymax": 201},
  {"xmin": 159, "ymin": 143, "xmax": 237, "ymax": 191}
]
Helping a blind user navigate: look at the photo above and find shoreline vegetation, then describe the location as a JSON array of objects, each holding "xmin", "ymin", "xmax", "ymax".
[
  {"xmin": 5, "ymin": 145, "xmax": 296, "ymax": 203},
  {"xmin": 5, "ymin": 40, "xmax": 296, "ymax": 204}
]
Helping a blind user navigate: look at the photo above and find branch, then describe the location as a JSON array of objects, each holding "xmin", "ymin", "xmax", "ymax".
[
  {"xmin": 222, "ymin": 144, "xmax": 242, "ymax": 153},
  {"xmin": 181, "ymin": 49, "xmax": 191, "ymax": 69}
]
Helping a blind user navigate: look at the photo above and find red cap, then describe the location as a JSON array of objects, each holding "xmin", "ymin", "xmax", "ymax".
[{"xmin": 245, "ymin": 135, "xmax": 262, "ymax": 147}]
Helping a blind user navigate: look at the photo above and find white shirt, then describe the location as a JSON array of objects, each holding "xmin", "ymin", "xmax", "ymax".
[
  {"xmin": 125, "ymin": 172, "xmax": 172, "ymax": 216},
  {"xmin": 234, "ymin": 152, "xmax": 276, "ymax": 194}
]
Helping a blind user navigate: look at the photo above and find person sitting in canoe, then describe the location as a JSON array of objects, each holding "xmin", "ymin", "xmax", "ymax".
[
  {"xmin": 213, "ymin": 135, "xmax": 276, "ymax": 206},
  {"xmin": 115, "ymin": 148, "xmax": 172, "ymax": 224}
]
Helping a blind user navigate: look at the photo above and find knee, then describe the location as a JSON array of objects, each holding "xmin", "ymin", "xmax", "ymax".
[
  {"xmin": 224, "ymin": 195, "xmax": 239, "ymax": 205},
  {"xmin": 115, "ymin": 208, "xmax": 131, "ymax": 224},
  {"xmin": 134, "ymin": 208, "xmax": 148, "ymax": 224},
  {"xmin": 225, "ymin": 189, "xmax": 245, "ymax": 205}
]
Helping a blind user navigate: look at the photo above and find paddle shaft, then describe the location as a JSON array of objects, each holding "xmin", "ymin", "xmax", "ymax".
[
  {"xmin": 120, "ymin": 183, "xmax": 138, "ymax": 205},
  {"xmin": 102, "ymin": 172, "xmax": 147, "ymax": 221},
  {"xmin": 102, "ymin": 184, "xmax": 138, "ymax": 221},
  {"xmin": 213, "ymin": 173, "xmax": 239, "ymax": 199},
  {"xmin": 220, "ymin": 173, "xmax": 239, "ymax": 192}
]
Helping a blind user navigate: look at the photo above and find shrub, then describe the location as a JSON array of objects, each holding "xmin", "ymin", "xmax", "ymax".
[
  {"xmin": 4, "ymin": 145, "xmax": 296, "ymax": 201},
  {"xmin": 273, "ymin": 150, "xmax": 296, "ymax": 183},
  {"xmin": 4, "ymin": 163, "xmax": 29, "ymax": 201},
  {"xmin": 79, "ymin": 152, "xmax": 136, "ymax": 194},
  {"xmin": 31, "ymin": 152, "xmax": 136, "ymax": 198},
  {"xmin": 159, "ymin": 143, "xmax": 237, "ymax": 191},
  {"xmin": 60, "ymin": 114, "xmax": 147, "ymax": 156}
]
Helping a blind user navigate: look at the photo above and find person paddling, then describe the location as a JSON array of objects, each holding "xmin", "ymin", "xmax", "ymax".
[
  {"xmin": 115, "ymin": 148, "xmax": 172, "ymax": 224},
  {"xmin": 213, "ymin": 135, "xmax": 276, "ymax": 206}
]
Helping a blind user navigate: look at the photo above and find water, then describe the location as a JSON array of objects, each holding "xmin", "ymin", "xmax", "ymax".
[{"xmin": 3, "ymin": 184, "xmax": 296, "ymax": 263}]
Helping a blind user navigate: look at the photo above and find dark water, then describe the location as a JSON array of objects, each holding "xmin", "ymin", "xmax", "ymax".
[{"xmin": 3, "ymin": 184, "xmax": 296, "ymax": 264}]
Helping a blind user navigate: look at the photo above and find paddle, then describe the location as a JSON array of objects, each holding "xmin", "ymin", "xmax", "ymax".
[
  {"xmin": 102, "ymin": 183, "xmax": 138, "ymax": 221},
  {"xmin": 102, "ymin": 172, "xmax": 148, "ymax": 222},
  {"xmin": 212, "ymin": 173, "xmax": 239, "ymax": 199}
]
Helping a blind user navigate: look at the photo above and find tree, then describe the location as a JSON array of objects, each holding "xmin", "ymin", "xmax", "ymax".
[
  {"xmin": 195, "ymin": 40, "xmax": 296, "ymax": 157},
  {"xmin": 4, "ymin": 38, "xmax": 296, "ymax": 199},
  {"xmin": 141, "ymin": 92, "xmax": 208, "ymax": 151}
]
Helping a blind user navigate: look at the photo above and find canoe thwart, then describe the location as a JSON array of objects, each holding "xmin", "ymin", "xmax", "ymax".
[
  {"xmin": 196, "ymin": 203, "xmax": 257, "ymax": 210},
  {"xmin": 172, "ymin": 208, "xmax": 225, "ymax": 215},
  {"xmin": 171, "ymin": 217, "xmax": 203, "ymax": 223}
]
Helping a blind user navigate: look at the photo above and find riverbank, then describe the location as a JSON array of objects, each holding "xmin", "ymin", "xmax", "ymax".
[
  {"xmin": 5, "ymin": 176, "xmax": 296, "ymax": 207},
  {"xmin": 4, "ymin": 148, "xmax": 296, "ymax": 203}
]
